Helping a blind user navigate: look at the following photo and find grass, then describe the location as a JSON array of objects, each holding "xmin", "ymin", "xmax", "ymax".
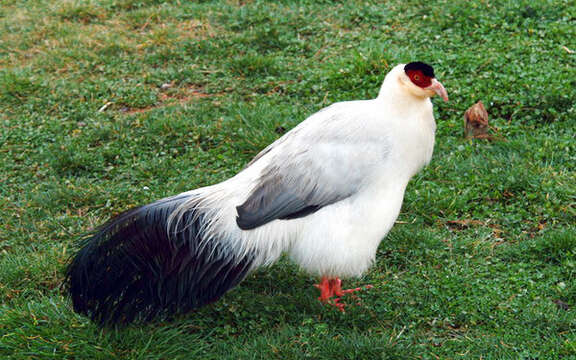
[{"xmin": 0, "ymin": 0, "xmax": 575, "ymax": 358}]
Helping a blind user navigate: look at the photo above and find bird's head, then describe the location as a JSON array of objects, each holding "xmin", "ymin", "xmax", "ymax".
[{"xmin": 394, "ymin": 61, "xmax": 449, "ymax": 102}]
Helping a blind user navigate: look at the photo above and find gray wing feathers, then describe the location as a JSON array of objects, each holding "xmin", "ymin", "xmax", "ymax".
[
  {"xmin": 236, "ymin": 157, "xmax": 355, "ymax": 230},
  {"xmin": 236, "ymin": 102, "xmax": 387, "ymax": 231},
  {"xmin": 236, "ymin": 177, "xmax": 314, "ymax": 230}
]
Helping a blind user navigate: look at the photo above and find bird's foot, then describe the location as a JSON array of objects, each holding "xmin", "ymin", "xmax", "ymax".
[{"xmin": 314, "ymin": 277, "xmax": 373, "ymax": 312}]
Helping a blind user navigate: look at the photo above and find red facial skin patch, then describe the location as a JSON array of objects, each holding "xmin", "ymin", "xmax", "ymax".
[{"xmin": 405, "ymin": 69, "xmax": 433, "ymax": 88}]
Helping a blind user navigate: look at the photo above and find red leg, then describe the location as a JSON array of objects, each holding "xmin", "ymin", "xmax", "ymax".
[
  {"xmin": 314, "ymin": 277, "xmax": 333, "ymax": 302},
  {"xmin": 329, "ymin": 278, "xmax": 344, "ymax": 297},
  {"xmin": 314, "ymin": 277, "xmax": 374, "ymax": 312}
]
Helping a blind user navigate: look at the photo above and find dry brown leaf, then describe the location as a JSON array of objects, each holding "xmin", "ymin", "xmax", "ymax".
[{"xmin": 464, "ymin": 101, "xmax": 490, "ymax": 138}]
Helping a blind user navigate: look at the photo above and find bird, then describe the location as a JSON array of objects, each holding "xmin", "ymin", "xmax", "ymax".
[{"xmin": 66, "ymin": 61, "xmax": 448, "ymax": 325}]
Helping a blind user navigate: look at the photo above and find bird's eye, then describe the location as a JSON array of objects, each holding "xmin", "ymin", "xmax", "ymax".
[{"xmin": 405, "ymin": 69, "xmax": 432, "ymax": 88}]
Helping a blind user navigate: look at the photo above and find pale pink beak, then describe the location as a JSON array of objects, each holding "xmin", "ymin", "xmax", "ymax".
[{"xmin": 426, "ymin": 78, "xmax": 449, "ymax": 102}]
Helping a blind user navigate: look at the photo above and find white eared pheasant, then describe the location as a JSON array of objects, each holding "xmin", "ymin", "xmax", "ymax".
[{"xmin": 67, "ymin": 61, "xmax": 448, "ymax": 325}]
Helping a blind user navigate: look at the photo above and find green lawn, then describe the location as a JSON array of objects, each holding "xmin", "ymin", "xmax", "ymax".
[{"xmin": 1, "ymin": 0, "xmax": 575, "ymax": 358}]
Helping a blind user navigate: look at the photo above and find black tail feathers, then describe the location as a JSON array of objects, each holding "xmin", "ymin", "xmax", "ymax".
[{"xmin": 66, "ymin": 194, "xmax": 254, "ymax": 326}]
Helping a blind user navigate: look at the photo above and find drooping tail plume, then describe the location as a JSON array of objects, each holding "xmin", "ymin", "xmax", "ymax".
[{"xmin": 66, "ymin": 194, "xmax": 255, "ymax": 325}]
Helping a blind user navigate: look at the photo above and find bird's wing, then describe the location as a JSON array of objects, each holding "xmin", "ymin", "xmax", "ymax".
[
  {"xmin": 236, "ymin": 156, "xmax": 353, "ymax": 230},
  {"xmin": 236, "ymin": 103, "xmax": 386, "ymax": 230}
]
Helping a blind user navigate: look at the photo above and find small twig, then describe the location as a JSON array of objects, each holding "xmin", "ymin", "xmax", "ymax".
[
  {"xmin": 395, "ymin": 325, "xmax": 407, "ymax": 340},
  {"xmin": 98, "ymin": 102, "xmax": 113, "ymax": 113},
  {"xmin": 139, "ymin": 15, "xmax": 154, "ymax": 32}
]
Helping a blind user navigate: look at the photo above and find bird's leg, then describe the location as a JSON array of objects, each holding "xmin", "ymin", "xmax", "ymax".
[
  {"xmin": 315, "ymin": 277, "xmax": 374, "ymax": 312},
  {"xmin": 314, "ymin": 277, "xmax": 345, "ymax": 311},
  {"xmin": 314, "ymin": 277, "xmax": 334, "ymax": 302}
]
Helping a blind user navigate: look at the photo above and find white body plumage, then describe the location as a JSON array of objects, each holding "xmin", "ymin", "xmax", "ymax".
[{"xmin": 171, "ymin": 64, "xmax": 437, "ymax": 278}]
